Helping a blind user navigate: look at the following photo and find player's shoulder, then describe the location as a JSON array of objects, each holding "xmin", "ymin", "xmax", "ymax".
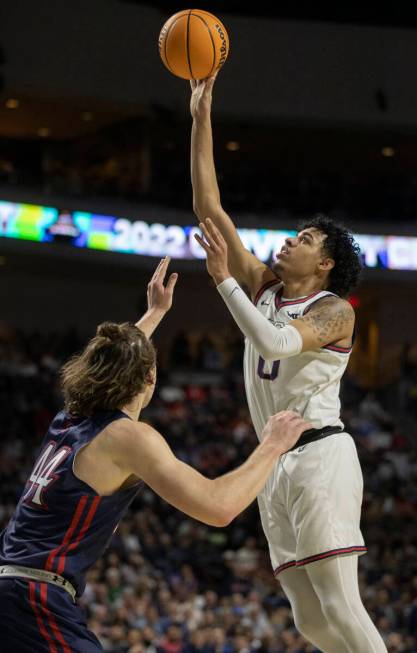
[
  {"xmin": 100, "ymin": 418, "xmax": 163, "ymax": 469},
  {"xmin": 307, "ymin": 294, "xmax": 355, "ymax": 320},
  {"xmin": 104, "ymin": 417, "xmax": 157, "ymax": 447}
]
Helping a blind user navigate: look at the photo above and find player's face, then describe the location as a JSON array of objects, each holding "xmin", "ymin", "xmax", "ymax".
[{"xmin": 272, "ymin": 228, "xmax": 333, "ymax": 279}]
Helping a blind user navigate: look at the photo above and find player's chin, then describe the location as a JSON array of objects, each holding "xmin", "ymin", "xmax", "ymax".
[{"xmin": 271, "ymin": 261, "xmax": 284, "ymax": 275}]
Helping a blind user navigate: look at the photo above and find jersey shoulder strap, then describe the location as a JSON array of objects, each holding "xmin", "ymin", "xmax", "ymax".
[
  {"xmin": 253, "ymin": 279, "xmax": 282, "ymax": 306},
  {"xmin": 274, "ymin": 288, "xmax": 338, "ymax": 314},
  {"xmin": 301, "ymin": 290, "xmax": 338, "ymax": 315}
]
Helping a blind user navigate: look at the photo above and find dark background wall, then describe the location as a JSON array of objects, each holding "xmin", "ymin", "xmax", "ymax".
[{"xmin": 2, "ymin": 0, "xmax": 417, "ymax": 127}]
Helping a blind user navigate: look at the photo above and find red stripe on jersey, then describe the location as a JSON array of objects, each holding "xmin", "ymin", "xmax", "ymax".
[
  {"xmin": 323, "ymin": 344, "xmax": 352, "ymax": 353},
  {"xmin": 45, "ymin": 495, "xmax": 89, "ymax": 571},
  {"xmin": 56, "ymin": 496, "xmax": 101, "ymax": 575},
  {"xmin": 29, "ymin": 582, "xmax": 58, "ymax": 653},
  {"xmin": 253, "ymin": 279, "xmax": 280, "ymax": 306},
  {"xmin": 40, "ymin": 583, "xmax": 72, "ymax": 653},
  {"xmin": 275, "ymin": 288, "xmax": 321, "ymax": 310}
]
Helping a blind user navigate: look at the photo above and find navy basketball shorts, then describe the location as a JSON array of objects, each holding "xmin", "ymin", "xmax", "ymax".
[{"xmin": 0, "ymin": 577, "xmax": 102, "ymax": 652}]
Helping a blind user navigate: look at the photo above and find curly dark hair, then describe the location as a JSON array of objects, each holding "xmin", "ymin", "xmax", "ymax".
[
  {"xmin": 298, "ymin": 214, "xmax": 362, "ymax": 297},
  {"xmin": 61, "ymin": 322, "xmax": 156, "ymax": 417}
]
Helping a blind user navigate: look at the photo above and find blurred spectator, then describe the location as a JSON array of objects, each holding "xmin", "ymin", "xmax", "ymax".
[
  {"xmin": 1, "ymin": 326, "xmax": 417, "ymax": 652},
  {"xmin": 170, "ymin": 331, "xmax": 193, "ymax": 369}
]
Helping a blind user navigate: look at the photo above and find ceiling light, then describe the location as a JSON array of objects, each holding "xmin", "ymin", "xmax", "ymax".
[
  {"xmin": 226, "ymin": 141, "xmax": 240, "ymax": 151},
  {"xmin": 5, "ymin": 98, "xmax": 19, "ymax": 109},
  {"xmin": 381, "ymin": 146, "xmax": 395, "ymax": 157}
]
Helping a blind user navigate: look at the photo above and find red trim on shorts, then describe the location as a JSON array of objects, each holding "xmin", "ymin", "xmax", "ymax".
[
  {"xmin": 273, "ymin": 546, "xmax": 367, "ymax": 576},
  {"xmin": 45, "ymin": 495, "xmax": 89, "ymax": 572},
  {"xmin": 56, "ymin": 496, "xmax": 101, "ymax": 575},
  {"xmin": 296, "ymin": 545, "xmax": 367, "ymax": 567},
  {"xmin": 253, "ymin": 279, "xmax": 280, "ymax": 306},
  {"xmin": 29, "ymin": 582, "xmax": 58, "ymax": 653},
  {"xmin": 273, "ymin": 560, "xmax": 296, "ymax": 576},
  {"xmin": 40, "ymin": 583, "xmax": 72, "ymax": 653}
]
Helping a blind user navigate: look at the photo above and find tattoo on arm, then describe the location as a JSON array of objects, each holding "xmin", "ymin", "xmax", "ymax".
[{"xmin": 301, "ymin": 298, "xmax": 354, "ymax": 345}]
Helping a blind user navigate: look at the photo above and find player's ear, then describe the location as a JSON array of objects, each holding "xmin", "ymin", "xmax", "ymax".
[
  {"xmin": 145, "ymin": 364, "xmax": 157, "ymax": 386},
  {"xmin": 319, "ymin": 256, "xmax": 335, "ymax": 272}
]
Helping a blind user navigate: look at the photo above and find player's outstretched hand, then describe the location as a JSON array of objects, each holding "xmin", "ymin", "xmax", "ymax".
[
  {"xmin": 147, "ymin": 256, "xmax": 178, "ymax": 314},
  {"xmin": 262, "ymin": 411, "xmax": 312, "ymax": 455},
  {"xmin": 194, "ymin": 218, "xmax": 231, "ymax": 285},
  {"xmin": 190, "ymin": 71, "xmax": 218, "ymax": 121}
]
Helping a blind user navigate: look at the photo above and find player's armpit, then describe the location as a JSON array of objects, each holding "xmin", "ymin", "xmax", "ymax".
[
  {"xmin": 291, "ymin": 297, "xmax": 355, "ymax": 352},
  {"xmin": 107, "ymin": 421, "xmax": 231, "ymax": 527}
]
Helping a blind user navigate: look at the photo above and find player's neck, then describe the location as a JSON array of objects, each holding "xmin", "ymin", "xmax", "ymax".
[
  {"xmin": 281, "ymin": 278, "xmax": 327, "ymax": 300},
  {"xmin": 122, "ymin": 408, "xmax": 142, "ymax": 421},
  {"xmin": 120, "ymin": 398, "xmax": 143, "ymax": 421}
]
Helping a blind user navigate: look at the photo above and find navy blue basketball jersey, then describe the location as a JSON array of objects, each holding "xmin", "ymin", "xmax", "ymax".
[{"xmin": 0, "ymin": 410, "xmax": 143, "ymax": 597}]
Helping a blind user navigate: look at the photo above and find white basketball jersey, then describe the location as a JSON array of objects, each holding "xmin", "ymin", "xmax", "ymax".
[{"xmin": 243, "ymin": 281, "xmax": 351, "ymax": 441}]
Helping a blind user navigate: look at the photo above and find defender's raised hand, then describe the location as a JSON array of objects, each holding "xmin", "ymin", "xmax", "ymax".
[
  {"xmin": 136, "ymin": 257, "xmax": 178, "ymax": 338},
  {"xmin": 195, "ymin": 218, "xmax": 231, "ymax": 284},
  {"xmin": 147, "ymin": 256, "xmax": 178, "ymax": 313}
]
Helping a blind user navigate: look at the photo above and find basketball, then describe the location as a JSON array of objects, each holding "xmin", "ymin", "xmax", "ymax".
[{"xmin": 158, "ymin": 9, "xmax": 229, "ymax": 80}]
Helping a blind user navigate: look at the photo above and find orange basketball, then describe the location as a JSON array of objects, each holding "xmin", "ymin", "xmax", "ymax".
[{"xmin": 158, "ymin": 9, "xmax": 229, "ymax": 80}]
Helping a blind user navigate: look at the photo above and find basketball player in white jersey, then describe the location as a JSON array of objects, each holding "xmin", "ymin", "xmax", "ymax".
[{"xmin": 189, "ymin": 75, "xmax": 387, "ymax": 653}]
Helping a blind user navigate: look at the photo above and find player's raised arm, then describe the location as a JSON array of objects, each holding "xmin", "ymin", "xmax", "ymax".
[
  {"xmin": 190, "ymin": 75, "xmax": 275, "ymax": 298},
  {"xmin": 108, "ymin": 412, "xmax": 310, "ymax": 527}
]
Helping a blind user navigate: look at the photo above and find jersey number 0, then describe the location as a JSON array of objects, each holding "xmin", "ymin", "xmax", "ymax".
[{"xmin": 257, "ymin": 356, "xmax": 280, "ymax": 381}]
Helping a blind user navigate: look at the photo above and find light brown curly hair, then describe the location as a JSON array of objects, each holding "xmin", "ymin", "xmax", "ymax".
[{"xmin": 61, "ymin": 322, "xmax": 156, "ymax": 417}]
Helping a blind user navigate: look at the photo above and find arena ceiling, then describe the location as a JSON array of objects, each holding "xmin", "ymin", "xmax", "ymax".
[{"xmin": 123, "ymin": 2, "xmax": 417, "ymax": 30}]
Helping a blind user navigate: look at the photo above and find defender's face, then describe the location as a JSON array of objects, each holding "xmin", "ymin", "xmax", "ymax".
[{"xmin": 272, "ymin": 228, "xmax": 331, "ymax": 278}]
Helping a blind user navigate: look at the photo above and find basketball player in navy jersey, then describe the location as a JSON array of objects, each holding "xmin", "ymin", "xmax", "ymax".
[
  {"xmin": 0, "ymin": 256, "xmax": 309, "ymax": 653},
  {"xmin": 189, "ymin": 76, "xmax": 387, "ymax": 652}
]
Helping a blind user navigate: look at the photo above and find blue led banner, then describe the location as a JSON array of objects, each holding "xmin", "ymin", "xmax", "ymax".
[{"xmin": 0, "ymin": 200, "xmax": 416, "ymax": 270}]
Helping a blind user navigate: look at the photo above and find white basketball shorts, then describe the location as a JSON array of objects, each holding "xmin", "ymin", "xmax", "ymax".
[{"xmin": 257, "ymin": 432, "xmax": 367, "ymax": 577}]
